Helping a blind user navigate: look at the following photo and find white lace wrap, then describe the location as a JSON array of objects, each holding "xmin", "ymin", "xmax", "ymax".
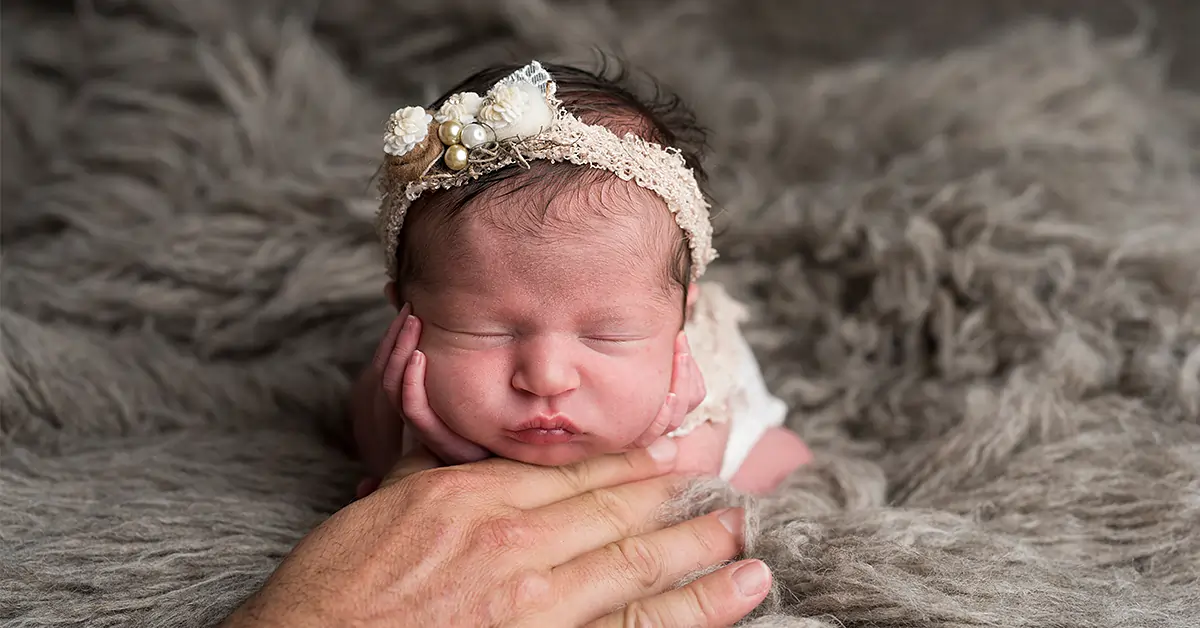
[{"xmin": 673, "ymin": 283, "xmax": 788, "ymax": 479}]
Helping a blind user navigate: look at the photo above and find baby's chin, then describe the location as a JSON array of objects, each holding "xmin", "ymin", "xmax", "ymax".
[{"xmin": 489, "ymin": 438, "xmax": 624, "ymax": 467}]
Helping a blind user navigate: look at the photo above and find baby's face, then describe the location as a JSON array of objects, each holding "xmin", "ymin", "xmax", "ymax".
[{"xmin": 406, "ymin": 189, "xmax": 684, "ymax": 466}]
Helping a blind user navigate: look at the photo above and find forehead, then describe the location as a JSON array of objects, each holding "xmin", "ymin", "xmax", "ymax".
[
  {"xmin": 408, "ymin": 171, "xmax": 683, "ymax": 310},
  {"xmin": 476, "ymin": 166, "xmax": 670, "ymax": 232},
  {"xmin": 464, "ymin": 193, "xmax": 660, "ymax": 286},
  {"xmin": 436, "ymin": 169, "xmax": 676, "ymax": 267}
]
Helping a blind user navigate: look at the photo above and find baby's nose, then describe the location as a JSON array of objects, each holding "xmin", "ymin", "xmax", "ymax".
[{"xmin": 511, "ymin": 339, "xmax": 580, "ymax": 398}]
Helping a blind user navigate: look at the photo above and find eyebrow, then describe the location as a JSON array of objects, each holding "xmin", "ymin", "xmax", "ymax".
[{"xmin": 576, "ymin": 303, "xmax": 666, "ymax": 326}]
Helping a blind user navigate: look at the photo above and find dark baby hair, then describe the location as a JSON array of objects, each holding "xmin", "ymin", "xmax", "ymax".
[{"xmin": 392, "ymin": 57, "xmax": 711, "ymax": 300}]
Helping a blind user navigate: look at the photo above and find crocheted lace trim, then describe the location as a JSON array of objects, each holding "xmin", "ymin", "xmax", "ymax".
[{"xmin": 374, "ymin": 60, "xmax": 716, "ymax": 281}]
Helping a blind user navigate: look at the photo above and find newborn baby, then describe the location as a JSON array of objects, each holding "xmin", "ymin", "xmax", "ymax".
[{"xmin": 354, "ymin": 60, "xmax": 810, "ymax": 494}]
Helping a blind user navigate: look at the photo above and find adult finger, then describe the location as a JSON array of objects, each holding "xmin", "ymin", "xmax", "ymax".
[
  {"xmin": 401, "ymin": 350, "xmax": 491, "ymax": 463},
  {"xmin": 503, "ymin": 437, "xmax": 680, "ymax": 510},
  {"xmin": 550, "ymin": 508, "xmax": 745, "ymax": 624},
  {"xmin": 586, "ymin": 559, "xmax": 772, "ymax": 628},
  {"xmin": 518, "ymin": 474, "xmax": 682, "ymax": 565}
]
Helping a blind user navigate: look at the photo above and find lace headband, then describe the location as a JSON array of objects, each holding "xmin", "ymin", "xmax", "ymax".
[{"xmin": 374, "ymin": 60, "xmax": 716, "ymax": 281}]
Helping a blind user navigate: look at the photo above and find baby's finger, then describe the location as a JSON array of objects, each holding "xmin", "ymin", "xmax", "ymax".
[
  {"xmin": 630, "ymin": 392, "xmax": 682, "ymax": 448},
  {"xmin": 371, "ymin": 303, "xmax": 411, "ymax": 375},
  {"xmin": 357, "ymin": 385, "xmax": 406, "ymax": 478},
  {"xmin": 688, "ymin": 353, "xmax": 707, "ymax": 414},
  {"xmin": 664, "ymin": 346, "xmax": 692, "ymax": 434},
  {"xmin": 380, "ymin": 312, "xmax": 420, "ymax": 404},
  {"xmin": 679, "ymin": 334, "xmax": 707, "ymax": 414},
  {"xmin": 401, "ymin": 350, "xmax": 491, "ymax": 464}
]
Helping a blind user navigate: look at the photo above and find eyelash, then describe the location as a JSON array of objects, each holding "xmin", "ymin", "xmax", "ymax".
[
  {"xmin": 456, "ymin": 331, "xmax": 510, "ymax": 340},
  {"xmin": 441, "ymin": 326, "xmax": 644, "ymax": 346},
  {"xmin": 586, "ymin": 335, "xmax": 626, "ymax": 341}
]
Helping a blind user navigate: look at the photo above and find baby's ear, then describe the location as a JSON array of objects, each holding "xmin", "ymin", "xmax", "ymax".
[{"xmin": 385, "ymin": 281, "xmax": 402, "ymax": 311}]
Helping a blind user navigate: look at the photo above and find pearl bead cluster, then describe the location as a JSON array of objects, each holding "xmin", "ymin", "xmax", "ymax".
[{"xmin": 434, "ymin": 119, "xmax": 494, "ymax": 172}]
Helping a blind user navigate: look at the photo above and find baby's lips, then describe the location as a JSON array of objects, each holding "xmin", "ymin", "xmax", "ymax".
[{"xmin": 510, "ymin": 413, "xmax": 581, "ymax": 434}]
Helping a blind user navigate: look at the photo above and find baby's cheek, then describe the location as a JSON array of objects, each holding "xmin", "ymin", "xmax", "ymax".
[
  {"xmin": 593, "ymin": 355, "xmax": 673, "ymax": 441},
  {"xmin": 420, "ymin": 351, "xmax": 502, "ymax": 438}
]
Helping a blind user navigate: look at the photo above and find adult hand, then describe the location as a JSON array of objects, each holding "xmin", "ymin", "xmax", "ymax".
[{"xmin": 221, "ymin": 438, "xmax": 773, "ymax": 628}]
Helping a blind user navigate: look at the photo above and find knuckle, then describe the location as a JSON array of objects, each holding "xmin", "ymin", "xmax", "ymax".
[
  {"xmin": 610, "ymin": 536, "xmax": 665, "ymax": 591},
  {"xmin": 679, "ymin": 579, "xmax": 721, "ymax": 624},
  {"xmin": 550, "ymin": 462, "xmax": 590, "ymax": 495},
  {"xmin": 382, "ymin": 370, "xmax": 404, "ymax": 399},
  {"xmin": 475, "ymin": 515, "xmax": 535, "ymax": 554},
  {"xmin": 688, "ymin": 520, "xmax": 720, "ymax": 558},
  {"xmin": 589, "ymin": 488, "xmax": 638, "ymax": 535},
  {"xmin": 404, "ymin": 467, "xmax": 475, "ymax": 500},
  {"xmin": 618, "ymin": 601, "xmax": 661, "ymax": 628},
  {"xmin": 481, "ymin": 568, "xmax": 552, "ymax": 622},
  {"xmin": 509, "ymin": 568, "xmax": 553, "ymax": 610}
]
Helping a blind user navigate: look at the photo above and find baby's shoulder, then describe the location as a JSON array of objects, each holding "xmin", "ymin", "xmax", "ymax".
[
  {"xmin": 679, "ymin": 282, "xmax": 753, "ymax": 428},
  {"xmin": 685, "ymin": 281, "xmax": 750, "ymax": 338}
]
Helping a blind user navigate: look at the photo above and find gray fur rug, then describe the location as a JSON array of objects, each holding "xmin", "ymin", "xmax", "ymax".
[{"xmin": 3, "ymin": 2, "xmax": 1199, "ymax": 626}]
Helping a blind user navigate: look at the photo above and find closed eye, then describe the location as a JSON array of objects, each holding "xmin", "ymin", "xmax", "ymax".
[
  {"xmin": 429, "ymin": 322, "xmax": 512, "ymax": 345},
  {"xmin": 584, "ymin": 335, "xmax": 649, "ymax": 344}
]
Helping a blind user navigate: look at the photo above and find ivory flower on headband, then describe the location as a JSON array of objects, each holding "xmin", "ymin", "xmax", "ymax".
[{"xmin": 375, "ymin": 60, "xmax": 717, "ymax": 281}]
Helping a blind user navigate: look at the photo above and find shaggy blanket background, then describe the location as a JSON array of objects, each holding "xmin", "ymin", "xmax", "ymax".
[{"xmin": 3, "ymin": 1, "xmax": 1200, "ymax": 626}]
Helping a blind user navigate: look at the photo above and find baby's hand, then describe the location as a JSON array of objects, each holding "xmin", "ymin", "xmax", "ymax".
[
  {"xmin": 629, "ymin": 332, "xmax": 708, "ymax": 448},
  {"xmin": 352, "ymin": 303, "xmax": 489, "ymax": 497}
]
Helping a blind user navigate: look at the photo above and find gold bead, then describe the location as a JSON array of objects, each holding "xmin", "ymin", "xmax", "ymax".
[
  {"xmin": 437, "ymin": 120, "xmax": 463, "ymax": 146},
  {"xmin": 443, "ymin": 144, "xmax": 469, "ymax": 171}
]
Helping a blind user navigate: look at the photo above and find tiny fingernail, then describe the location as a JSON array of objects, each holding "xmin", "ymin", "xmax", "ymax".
[
  {"xmin": 717, "ymin": 508, "xmax": 743, "ymax": 535},
  {"xmin": 646, "ymin": 436, "xmax": 678, "ymax": 462},
  {"xmin": 732, "ymin": 560, "xmax": 770, "ymax": 597}
]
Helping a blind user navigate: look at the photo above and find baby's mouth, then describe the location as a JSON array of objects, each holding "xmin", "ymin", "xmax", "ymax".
[{"xmin": 506, "ymin": 415, "xmax": 580, "ymax": 445}]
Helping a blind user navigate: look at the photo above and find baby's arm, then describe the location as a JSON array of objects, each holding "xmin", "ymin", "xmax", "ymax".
[
  {"xmin": 681, "ymin": 282, "xmax": 812, "ymax": 493},
  {"xmin": 670, "ymin": 423, "xmax": 810, "ymax": 494},
  {"xmin": 727, "ymin": 428, "xmax": 811, "ymax": 493}
]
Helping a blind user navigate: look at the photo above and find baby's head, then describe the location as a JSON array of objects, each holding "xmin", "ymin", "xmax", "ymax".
[{"xmin": 376, "ymin": 60, "xmax": 714, "ymax": 466}]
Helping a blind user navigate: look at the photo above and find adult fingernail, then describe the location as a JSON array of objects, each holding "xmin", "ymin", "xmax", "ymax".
[
  {"xmin": 718, "ymin": 508, "xmax": 743, "ymax": 535},
  {"xmin": 646, "ymin": 437, "xmax": 678, "ymax": 462},
  {"xmin": 402, "ymin": 315, "xmax": 416, "ymax": 331},
  {"xmin": 732, "ymin": 560, "xmax": 770, "ymax": 597}
]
